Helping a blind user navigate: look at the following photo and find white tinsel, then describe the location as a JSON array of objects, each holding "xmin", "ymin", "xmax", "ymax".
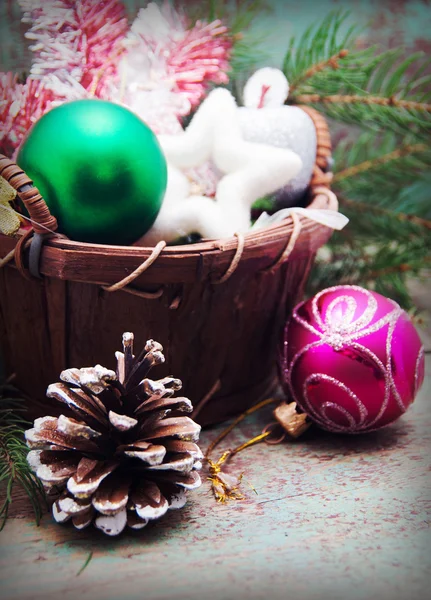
[{"xmin": 109, "ymin": 1, "xmax": 231, "ymax": 134}]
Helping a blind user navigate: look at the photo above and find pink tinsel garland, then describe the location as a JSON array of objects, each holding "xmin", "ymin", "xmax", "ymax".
[
  {"xmin": 1, "ymin": 0, "xmax": 232, "ymax": 155},
  {"xmin": 111, "ymin": 2, "xmax": 232, "ymax": 133},
  {"xmin": 0, "ymin": 74, "xmax": 57, "ymax": 158},
  {"xmin": 18, "ymin": 0, "xmax": 129, "ymax": 97}
]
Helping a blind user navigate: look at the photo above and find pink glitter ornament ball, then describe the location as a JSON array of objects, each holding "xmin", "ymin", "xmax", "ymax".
[{"xmin": 281, "ymin": 286, "xmax": 425, "ymax": 433}]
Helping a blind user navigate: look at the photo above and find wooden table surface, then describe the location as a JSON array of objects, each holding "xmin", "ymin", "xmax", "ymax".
[{"xmin": 1, "ymin": 355, "xmax": 430, "ymax": 600}]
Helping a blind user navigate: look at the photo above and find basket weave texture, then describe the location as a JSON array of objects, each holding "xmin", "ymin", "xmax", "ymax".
[{"xmin": 0, "ymin": 107, "xmax": 335, "ymax": 426}]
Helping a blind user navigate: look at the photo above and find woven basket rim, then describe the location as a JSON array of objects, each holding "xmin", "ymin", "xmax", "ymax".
[
  {"xmin": 34, "ymin": 191, "xmax": 336, "ymax": 255},
  {"xmin": 0, "ymin": 191, "xmax": 336, "ymax": 286}
]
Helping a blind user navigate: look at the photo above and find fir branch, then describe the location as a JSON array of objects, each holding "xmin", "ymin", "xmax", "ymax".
[
  {"xmin": 363, "ymin": 258, "xmax": 431, "ymax": 282},
  {"xmin": 333, "ymin": 143, "xmax": 428, "ymax": 183},
  {"xmin": 309, "ymin": 235, "xmax": 430, "ymax": 309},
  {"xmin": 185, "ymin": 0, "xmax": 270, "ymax": 33},
  {"xmin": 293, "ymin": 95, "xmax": 431, "ymax": 139},
  {"xmin": 338, "ymin": 196, "xmax": 431, "ymax": 231},
  {"xmin": 283, "ymin": 10, "xmax": 358, "ymax": 89},
  {"xmin": 332, "ymin": 131, "xmax": 431, "ymax": 218},
  {"xmin": 0, "ymin": 383, "xmax": 45, "ymax": 529},
  {"xmin": 183, "ymin": 0, "xmax": 270, "ymax": 78},
  {"xmin": 293, "ymin": 93, "xmax": 431, "ymax": 113},
  {"xmin": 289, "ymin": 49, "xmax": 349, "ymax": 94},
  {"xmin": 284, "ymin": 11, "xmax": 431, "ymax": 138},
  {"xmin": 228, "ymin": 30, "xmax": 269, "ymax": 79},
  {"xmin": 360, "ymin": 239, "xmax": 430, "ymax": 306},
  {"xmin": 336, "ymin": 200, "xmax": 431, "ymax": 243}
]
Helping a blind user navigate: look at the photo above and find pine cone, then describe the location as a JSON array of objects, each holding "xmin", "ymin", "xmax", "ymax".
[{"xmin": 25, "ymin": 333, "xmax": 203, "ymax": 536}]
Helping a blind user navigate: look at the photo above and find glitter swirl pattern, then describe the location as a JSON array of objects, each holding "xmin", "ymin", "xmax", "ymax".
[{"xmin": 283, "ymin": 285, "xmax": 425, "ymax": 433}]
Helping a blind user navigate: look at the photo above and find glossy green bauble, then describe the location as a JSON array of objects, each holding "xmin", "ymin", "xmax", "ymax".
[{"xmin": 17, "ymin": 99, "xmax": 167, "ymax": 245}]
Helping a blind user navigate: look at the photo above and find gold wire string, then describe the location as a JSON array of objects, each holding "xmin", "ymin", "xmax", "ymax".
[
  {"xmin": 205, "ymin": 397, "xmax": 279, "ymax": 502},
  {"xmin": 205, "ymin": 396, "xmax": 278, "ymax": 460},
  {"xmin": 229, "ymin": 430, "xmax": 273, "ymax": 456}
]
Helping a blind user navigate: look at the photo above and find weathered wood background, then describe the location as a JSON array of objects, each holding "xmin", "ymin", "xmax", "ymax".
[
  {"xmin": 0, "ymin": 354, "xmax": 429, "ymax": 600},
  {"xmin": 1, "ymin": 2, "xmax": 430, "ymax": 599}
]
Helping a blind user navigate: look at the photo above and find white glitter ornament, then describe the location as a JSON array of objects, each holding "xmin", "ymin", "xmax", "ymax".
[{"xmin": 238, "ymin": 68, "xmax": 318, "ymax": 207}]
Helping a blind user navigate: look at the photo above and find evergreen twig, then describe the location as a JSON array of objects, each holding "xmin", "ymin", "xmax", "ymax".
[
  {"xmin": 361, "ymin": 258, "xmax": 431, "ymax": 282},
  {"xmin": 77, "ymin": 551, "xmax": 94, "ymax": 576},
  {"xmin": 293, "ymin": 93, "xmax": 431, "ymax": 113},
  {"xmin": 338, "ymin": 196, "xmax": 431, "ymax": 231},
  {"xmin": 282, "ymin": 10, "xmax": 359, "ymax": 88},
  {"xmin": 333, "ymin": 143, "xmax": 428, "ymax": 183},
  {"xmin": 286, "ymin": 9, "xmax": 431, "ymax": 308},
  {"xmin": 284, "ymin": 12, "xmax": 431, "ymax": 139},
  {"xmin": 332, "ymin": 131, "xmax": 431, "ymax": 219},
  {"xmin": 184, "ymin": 0, "xmax": 270, "ymax": 77},
  {"xmin": 0, "ymin": 383, "xmax": 46, "ymax": 529},
  {"xmin": 288, "ymin": 49, "xmax": 349, "ymax": 94}
]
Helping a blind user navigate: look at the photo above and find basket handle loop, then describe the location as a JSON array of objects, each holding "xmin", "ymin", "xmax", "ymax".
[
  {"xmin": 102, "ymin": 240, "xmax": 166, "ymax": 299},
  {"xmin": 212, "ymin": 233, "xmax": 245, "ymax": 284},
  {"xmin": 0, "ymin": 154, "xmax": 58, "ymax": 234},
  {"xmin": 261, "ymin": 211, "xmax": 302, "ymax": 272}
]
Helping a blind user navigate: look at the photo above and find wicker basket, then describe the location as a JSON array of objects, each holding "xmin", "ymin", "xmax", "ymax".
[{"xmin": 0, "ymin": 107, "xmax": 335, "ymax": 426}]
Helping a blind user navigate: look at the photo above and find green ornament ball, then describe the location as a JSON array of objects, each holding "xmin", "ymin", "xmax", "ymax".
[{"xmin": 17, "ymin": 99, "xmax": 167, "ymax": 245}]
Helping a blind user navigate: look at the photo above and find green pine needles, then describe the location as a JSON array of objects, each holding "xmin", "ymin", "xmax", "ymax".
[
  {"xmin": 285, "ymin": 11, "xmax": 431, "ymax": 139},
  {"xmin": 279, "ymin": 10, "xmax": 430, "ymax": 308},
  {"xmin": 183, "ymin": 0, "xmax": 270, "ymax": 79},
  {"xmin": 0, "ymin": 382, "xmax": 45, "ymax": 529}
]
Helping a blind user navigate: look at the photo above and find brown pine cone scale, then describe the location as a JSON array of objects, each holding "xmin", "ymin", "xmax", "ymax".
[{"xmin": 26, "ymin": 333, "xmax": 203, "ymax": 536}]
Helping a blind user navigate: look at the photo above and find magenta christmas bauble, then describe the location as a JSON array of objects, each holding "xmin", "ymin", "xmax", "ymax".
[{"xmin": 281, "ymin": 285, "xmax": 425, "ymax": 433}]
